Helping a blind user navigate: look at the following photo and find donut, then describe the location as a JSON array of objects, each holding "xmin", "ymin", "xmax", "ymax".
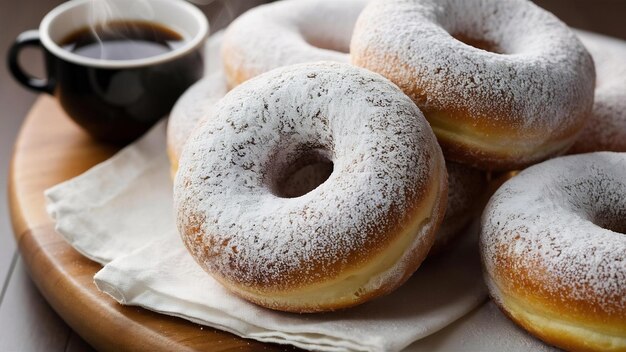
[
  {"xmin": 221, "ymin": 0, "xmax": 367, "ymax": 88},
  {"xmin": 430, "ymin": 161, "xmax": 488, "ymax": 255},
  {"xmin": 174, "ymin": 62, "xmax": 448, "ymax": 312},
  {"xmin": 167, "ymin": 71, "xmax": 228, "ymax": 177},
  {"xmin": 480, "ymin": 152, "xmax": 626, "ymax": 352},
  {"xmin": 350, "ymin": 0, "xmax": 595, "ymax": 171},
  {"xmin": 568, "ymin": 30, "xmax": 626, "ymax": 154}
]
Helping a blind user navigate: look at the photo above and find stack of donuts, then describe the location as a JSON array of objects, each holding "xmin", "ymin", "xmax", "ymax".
[{"xmin": 168, "ymin": 0, "xmax": 626, "ymax": 351}]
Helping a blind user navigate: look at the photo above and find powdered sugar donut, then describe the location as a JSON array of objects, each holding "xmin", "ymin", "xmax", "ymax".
[
  {"xmin": 221, "ymin": 0, "xmax": 367, "ymax": 88},
  {"xmin": 174, "ymin": 62, "xmax": 447, "ymax": 312},
  {"xmin": 568, "ymin": 30, "xmax": 626, "ymax": 154},
  {"xmin": 481, "ymin": 152, "xmax": 626, "ymax": 352},
  {"xmin": 167, "ymin": 71, "xmax": 228, "ymax": 176},
  {"xmin": 351, "ymin": 0, "xmax": 595, "ymax": 171}
]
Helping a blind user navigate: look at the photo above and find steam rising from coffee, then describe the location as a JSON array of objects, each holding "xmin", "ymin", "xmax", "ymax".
[
  {"xmin": 88, "ymin": 0, "xmax": 155, "ymax": 29},
  {"xmin": 67, "ymin": 0, "xmax": 165, "ymax": 60},
  {"xmin": 72, "ymin": 0, "xmax": 258, "ymax": 60}
]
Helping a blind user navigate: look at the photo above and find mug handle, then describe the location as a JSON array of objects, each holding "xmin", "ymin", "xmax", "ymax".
[{"xmin": 8, "ymin": 30, "xmax": 55, "ymax": 94}]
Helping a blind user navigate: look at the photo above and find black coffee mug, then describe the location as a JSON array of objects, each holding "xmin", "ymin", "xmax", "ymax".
[{"xmin": 8, "ymin": 0, "xmax": 209, "ymax": 144}]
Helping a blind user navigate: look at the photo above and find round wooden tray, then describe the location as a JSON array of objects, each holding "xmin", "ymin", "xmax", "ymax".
[{"xmin": 9, "ymin": 96, "xmax": 295, "ymax": 351}]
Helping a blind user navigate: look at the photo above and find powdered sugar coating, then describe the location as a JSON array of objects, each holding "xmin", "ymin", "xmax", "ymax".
[
  {"xmin": 568, "ymin": 30, "xmax": 626, "ymax": 154},
  {"xmin": 167, "ymin": 71, "xmax": 228, "ymax": 168},
  {"xmin": 174, "ymin": 62, "xmax": 446, "ymax": 307},
  {"xmin": 351, "ymin": 0, "xmax": 595, "ymax": 170},
  {"xmin": 221, "ymin": 0, "xmax": 367, "ymax": 87},
  {"xmin": 481, "ymin": 152, "xmax": 626, "ymax": 315}
]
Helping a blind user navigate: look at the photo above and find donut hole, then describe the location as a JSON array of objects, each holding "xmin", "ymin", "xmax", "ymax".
[
  {"xmin": 268, "ymin": 148, "xmax": 334, "ymax": 198},
  {"xmin": 591, "ymin": 211, "xmax": 626, "ymax": 234},
  {"xmin": 304, "ymin": 36, "xmax": 350, "ymax": 54},
  {"xmin": 593, "ymin": 217, "xmax": 626, "ymax": 234},
  {"xmin": 567, "ymin": 177, "xmax": 626, "ymax": 234},
  {"xmin": 452, "ymin": 33, "xmax": 504, "ymax": 54}
]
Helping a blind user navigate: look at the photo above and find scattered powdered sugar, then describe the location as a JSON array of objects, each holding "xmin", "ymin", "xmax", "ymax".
[
  {"xmin": 221, "ymin": 0, "xmax": 368, "ymax": 87},
  {"xmin": 481, "ymin": 152, "xmax": 626, "ymax": 314},
  {"xmin": 568, "ymin": 30, "xmax": 626, "ymax": 154},
  {"xmin": 174, "ymin": 62, "xmax": 445, "ymax": 293},
  {"xmin": 351, "ymin": 0, "xmax": 595, "ymax": 160},
  {"xmin": 167, "ymin": 71, "xmax": 229, "ymax": 163}
]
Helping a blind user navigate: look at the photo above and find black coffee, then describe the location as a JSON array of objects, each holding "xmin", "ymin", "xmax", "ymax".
[{"xmin": 60, "ymin": 20, "xmax": 184, "ymax": 60}]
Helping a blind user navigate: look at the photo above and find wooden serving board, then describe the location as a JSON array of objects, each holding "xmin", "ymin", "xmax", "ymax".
[{"xmin": 8, "ymin": 96, "xmax": 296, "ymax": 352}]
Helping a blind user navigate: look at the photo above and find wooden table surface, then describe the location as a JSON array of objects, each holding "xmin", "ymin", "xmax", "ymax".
[{"xmin": 1, "ymin": 1, "xmax": 624, "ymax": 351}]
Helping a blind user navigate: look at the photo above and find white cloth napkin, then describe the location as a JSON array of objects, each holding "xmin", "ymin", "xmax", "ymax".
[{"xmin": 45, "ymin": 122, "xmax": 489, "ymax": 352}]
